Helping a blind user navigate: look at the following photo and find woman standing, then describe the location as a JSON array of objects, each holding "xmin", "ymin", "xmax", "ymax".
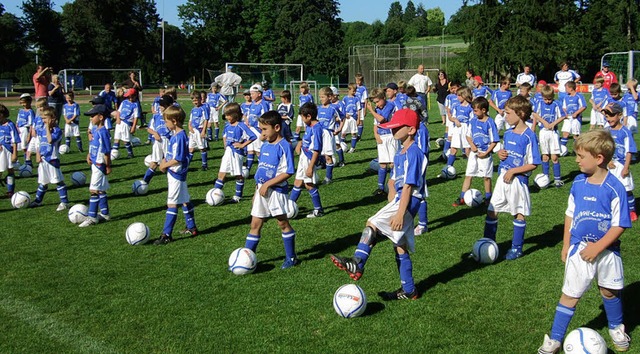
[
  {"xmin": 435, "ymin": 71, "xmax": 450, "ymax": 124},
  {"xmin": 47, "ymin": 74, "xmax": 65, "ymax": 122}
]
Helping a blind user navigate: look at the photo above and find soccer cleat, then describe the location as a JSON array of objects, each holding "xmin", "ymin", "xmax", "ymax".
[
  {"xmin": 537, "ymin": 334, "xmax": 561, "ymax": 354},
  {"xmin": 372, "ymin": 188, "xmax": 386, "ymax": 197},
  {"xmin": 306, "ymin": 209, "xmax": 324, "ymax": 218},
  {"xmin": 378, "ymin": 287, "xmax": 419, "ymax": 301},
  {"xmin": 29, "ymin": 201, "xmax": 43, "ymax": 208},
  {"xmin": 330, "ymin": 254, "xmax": 363, "ymax": 280},
  {"xmin": 609, "ymin": 324, "xmax": 631, "ymax": 352},
  {"xmin": 323, "ymin": 177, "xmax": 332, "ymax": 185},
  {"xmin": 505, "ymin": 247, "xmax": 524, "ymax": 260},
  {"xmin": 97, "ymin": 213, "xmax": 111, "ymax": 222},
  {"xmin": 127, "ymin": 153, "xmax": 134, "ymax": 159},
  {"xmin": 231, "ymin": 196, "xmax": 241, "ymax": 203},
  {"xmin": 281, "ymin": 257, "xmax": 300, "ymax": 269},
  {"xmin": 56, "ymin": 202, "xmax": 69, "ymax": 212},
  {"xmin": 78, "ymin": 217, "xmax": 98, "ymax": 228},
  {"xmin": 630, "ymin": 211, "xmax": 637, "ymax": 222},
  {"xmin": 180, "ymin": 228, "xmax": 198, "ymax": 237},
  {"xmin": 201, "ymin": 166, "xmax": 208, "ymax": 171},
  {"xmin": 554, "ymin": 180, "xmax": 564, "ymax": 188},
  {"xmin": 452, "ymin": 198, "xmax": 464, "ymax": 207},
  {"xmin": 347, "ymin": 148, "xmax": 355, "ymax": 153},
  {"xmin": 153, "ymin": 234, "xmax": 174, "ymax": 245},
  {"xmin": 336, "ymin": 161, "xmax": 345, "ymax": 167},
  {"xmin": 414, "ymin": 225, "xmax": 427, "ymax": 236}
]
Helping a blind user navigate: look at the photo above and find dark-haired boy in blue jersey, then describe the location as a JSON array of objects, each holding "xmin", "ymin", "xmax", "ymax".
[
  {"xmin": 560, "ymin": 81, "xmax": 586, "ymax": 151},
  {"xmin": 141, "ymin": 95, "xmax": 174, "ymax": 186},
  {"xmin": 63, "ymin": 92, "xmax": 82, "ymax": 152}
]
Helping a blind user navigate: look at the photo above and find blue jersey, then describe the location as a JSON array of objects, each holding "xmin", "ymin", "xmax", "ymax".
[
  {"xmin": 17, "ymin": 108, "xmax": 35, "ymax": 129},
  {"xmin": 355, "ymin": 85, "xmax": 368, "ymax": 104},
  {"xmin": 389, "ymin": 97, "xmax": 404, "ymax": 112},
  {"xmin": 621, "ymin": 92, "xmax": 638, "ymax": 119},
  {"xmin": 32, "ymin": 115, "xmax": 45, "ymax": 136},
  {"xmin": 118, "ymin": 100, "xmax": 140, "ymax": 126},
  {"xmin": 591, "ymin": 87, "xmax": 611, "ymax": 108},
  {"xmin": 150, "ymin": 113, "xmax": 171, "ymax": 141},
  {"xmin": 331, "ymin": 101, "xmax": 346, "ymax": 122},
  {"xmin": 299, "ymin": 93, "xmax": 314, "ymax": 107},
  {"xmin": 467, "ymin": 117, "xmax": 499, "ymax": 152},
  {"xmin": 166, "ymin": 130, "xmax": 189, "ymax": 181},
  {"xmin": 277, "ymin": 103, "xmax": 294, "ymax": 141},
  {"xmin": 452, "ymin": 103, "xmax": 474, "ymax": 125},
  {"xmin": 416, "ymin": 122, "xmax": 430, "ymax": 155},
  {"xmin": 241, "ymin": 102, "xmax": 252, "ymax": 117},
  {"xmin": 263, "ymin": 89, "xmax": 275, "ymax": 110},
  {"xmin": 301, "ymin": 122, "xmax": 323, "ymax": 160},
  {"xmin": 608, "ymin": 126, "xmax": 637, "ymax": 164},
  {"xmin": 445, "ymin": 93, "xmax": 459, "ymax": 113},
  {"xmin": 152, "ymin": 96, "xmax": 161, "ymax": 114},
  {"xmin": 255, "ymin": 138, "xmax": 295, "ymax": 194},
  {"xmin": 89, "ymin": 126, "xmax": 111, "ymax": 171},
  {"xmin": 535, "ymin": 100, "xmax": 563, "ymax": 130},
  {"xmin": 207, "ymin": 92, "xmax": 227, "ymax": 109},
  {"xmin": 566, "ymin": 172, "xmax": 631, "ymax": 252},
  {"xmin": 189, "ymin": 105, "xmax": 209, "ymax": 130},
  {"xmin": 99, "ymin": 90, "xmax": 117, "ymax": 110},
  {"xmin": 317, "ymin": 104, "xmax": 341, "ymax": 131},
  {"xmin": 499, "ymin": 127, "xmax": 541, "ymax": 184},
  {"xmin": 562, "ymin": 93, "xmax": 587, "ymax": 120},
  {"xmin": 342, "ymin": 96, "xmax": 360, "ymax": 118},
  {"xmin": 38, "ymin": 126, "xmax": 62, "ymax": 166},
  {"xmin": 0, "ymin": 120, "xmax": 20, "ymax": 151},
  {"xmin": 492, "ymin": 89, "xmax": 512, "ymax": 110},
  {"xmin": 247, "ymin": 100, "xmax": 270, "ymax": 130},
  {"xmin": 473, "ymin": 86, "xmax": 493, "ymax": 99},
  {"xmin": 63, "ymin": 102, "xmax": 80, "ymax": 124},
  {"xmin": 396, "ymin": 92, "xmax": 408, "ymax": 107},
  {"xmin": 392, "ymin": 142, "xmax": 427, "ymax": 206},
  {"xmin": 223, "ymin": 122, "xmax": 256, "ymax": 156},
  {"xmin": 374, "ymin": 101, "xmax": 395, "ymax": 135}
]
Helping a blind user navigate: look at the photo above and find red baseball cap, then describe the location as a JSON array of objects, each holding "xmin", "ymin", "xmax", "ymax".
[
  {"xmin": 538, "ymin": 80, "xmax": 547, "ymax": 86},
  {"xmin": 473, "ymin": 76, "xmax": 483, "ymax": 84},
  {"xmin": 379, "ymin": 109, "xmax": 419, "ymax": 130},
  {"xmin": 124, "ymin": 88, "xmax": 138, "ymax": 97}
]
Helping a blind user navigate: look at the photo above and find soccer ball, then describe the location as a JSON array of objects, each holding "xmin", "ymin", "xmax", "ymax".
[
  {"xmin": 125, "ymin": 222, "xmax": 150, "ymax": 245},
  {"xmin": 333, "ymin": 284, "xmax": 367, "ymax": 318},
  {"xmin": 18, "ymin": 164, "xmax": 33, "ymax": 178},
  {"xmin": 68, "ymin": 204, "xmax": 88, "ymax": 224},
  {"xmin": 11, "ymin": 191, "xmax": 31, "ymax": 209},
  {"xmin": 144, "ymin": 155, "xmax": 153, "ymax": 167},
  {"xmin": 435, "ymin": 137, "xmax": 445, "ymax": 148},
  {"xmin": 286, "ymin": 199, "xmax": 298, "ymax": 219},
  {"xmin": 205, "ymin": 188, "xmax": 225, "ymax": 206},
  {"xmin": 59, "ymin": 144, "xmax": 69, "ymax": 154},
  {"xmin": 71, "ymin": 171, "xmax": 87, "ymax": 186},
  {"xmin": 228, "ymin": 247, "xmax": 257, "ymax": 275},
  {"xmin": 534, "ymin": 173, "xmax": 550, "ymax": 189},
  {"xmin": 130, "ymin": 137, "xmax": 142, "ymax": 146},
  {"xmin": 560, "ymin": 145, "xmax": 568, "ymax": 157},
  {"xmin": 110, "ymin": 149, "xmax": 120, "ymax": 160},
  {"xmin": 368, "ymin": 159, "xmax": 380, "ymax": 172},
  {"xmin": 132, "ymin": 180, "xmax": 149, "ymax": 195},
  {"xmin": 242, "ymin": 166, "xmax": 249, "ymax": 179},
  {"xmin": 471, "ymin": 238, "xmax": 499, "ymax": 264},
  {"xmin": 563, "ymin": 327, "xmax": 607, "ymax": 354},
  {"xmin": 441, "ymin": 165, "xmax": 456, "ymax": 179},
  {"xmin": 493, "ymin": 142, "xmax": 503, "ymax": 153},
  {"xmin": 463, "ymin": 189, "xmax": 483, "ymax": 208}
]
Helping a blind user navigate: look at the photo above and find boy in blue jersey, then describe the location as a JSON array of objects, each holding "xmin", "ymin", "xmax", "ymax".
[
  {"xmin": 26, "ymin": 98, "xmax": 48, "ymax": 169},
  {"xmin": 444, "ymin": 86, "xmax": 474, "ymax": 172},
  {"xmin": 294, "ymin": 82, "xmax": 313, "ymax": 144},
  {"xmin": 368, "ymin": 88, "xmax": 398, "ymax": 196},
  {"xmin": 538, "ymin": 130, "xmax": 631, "ymax": 354},
  {"xmin": 62, "ymin": 92, "xmax": 82, "ymax": 152},
  {"xmin": 289, "ymin": 102, "xmax": 325, "ymax": 218},
  {"xmin": 472, "ymin": 76, "xmax": 493, "ymax": 99},
  {"xmin": 277, "ymin": 90, "xmax": 294, "ymax": 143},
  {"xmin": 213, "ymin": 103, "xmax": 257, "ymax": 203},
  {"xmin": 396, "ymin": 81, "xmax": 408, "ymax": 107},
  {"xmin": 242, "ymin": 110, "xmax": 299, "ymax": 269},
  {"xmin": 79, "ymin": 105, "xmax": 112, "ymax": 227},
  {"xmin": 331, "ymin": 109, "xmax": 427, "ymax": 300},
  {"xmin": 404, "ymin": 90, "xmax": 430, "ymax": 235},
  {"xmin": 589, "ymin": 77, "xmax": 610, "ymax": 130},
  {"xmin": 355, "ymin": 73, "xmax": 368, "ymax": 140},
  {"xmin": 0, "ymin": 104, "xmax": 19, "ymax": 197},
  {"xmin": 442, "ymin": 81, "xmax": 461, "ymax": 161},
  {"xmin": 246, "ymin": 84, "xmax": 270, "ymax": 175},
  {"xmin": 240, "ymin": 90, "xmax": 252, "ymax": 118},
  {"xmin": 140, "ymin": 95, "xmax": 174, "ymax": 186},
  {"xmin": 262, "ymin": 81, "xmax": 275, "ymax": 110},
  {"xmin": 488, "ymin": 78, "xmax": 513, "ymax": 132},
  {"xmin": 113, "ymin": 88, "xmax": 140, "ymax": 159},
  {"xmin": 341, "ymin": 83, "xmax": 361, "ymax": 153},
  {"xmin": 329, "ymin": 86, "xmax": 346, "ymax": 167},
  {"xmin": 17, "ymin": 94, "xmax": 34, "ymax": 166},
  {"xmin": 317, "ymin": 87, "xmax": 340, "ymax": 183},
  {"xmin": 604, "ymin": 102, "xmax": 637, "ymax": 222},
  {"xmin": 622, "ymin": 79, "xmax": 638, "ymax": 134},
  {"xmin": 484, "ymin": 96, "xmax": 541, "ymax": 260},
  {"xmin": 386, "ymin": 83, "xmax": 403, "ymax": 111},
  {"xmin": 29, "ymin": 107, "xmax": 69, "ymax": 211},
  {"xmin": 560, "ymin": 81, "xmax": 586, "ymax": 151},
  {"xmin": 206, "ymin": 83, "xmax": 227, "ymax": 141},
  {"xmin": 154, "ymin": 106, "xmax": 198, "ymax": 244},
  {"xmin": 188, "ymin": 91, "xmax": 210, "ymax": 171},
  {"xmin": 453, "ymin": 97, "xmax": 499, "ymax": 207},
  {"xmin": 533, "ymin": 85, "xmax": 565, "ymax": 187},
  {"xmin": 99, "ymin": 83, "xmax": 117, "ymax": 111}
]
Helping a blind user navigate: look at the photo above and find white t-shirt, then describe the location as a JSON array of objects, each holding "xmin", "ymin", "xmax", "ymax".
[
  {"xmin": 215, "ymin": 71, "xmax": 243, "ymax": 96},
  {"xmin": 408, "ymin": 73, "xmax": 433, "ymax": 94}
]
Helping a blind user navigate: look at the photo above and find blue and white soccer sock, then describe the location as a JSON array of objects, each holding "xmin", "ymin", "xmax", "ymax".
[
  {"xmin": 459, "ymin": 191, "xmax": 465, "ymax": 202},
  {"xmin": 550, "ymin": 303, "xmax": 575, "ymax": 342},
  {"xmin": 244, "ymin": 233, "xmax": 260, "ymax": 251},
  {"xmin": 511, "ymin": 219, "xmax": 526, "ymax": 249},
  {"xmin": 289, "ymin": 186, "xmax": 302, "ymax": 202},
  {"xmin": 292, "ymin": 132, "xmax": 300, "ymax": 144},
  {"xmin": 485, "ymin": 192, "xmax": 492, "ymax": 201},
  {"xmin": 24, "ymin": 155, "xmax": 32, "ymax": 166},
  {"xmin": 35, "ymin": 184, "xmax": 47, "ymax": 203},
  {"xmin": 446, "ymin": 154, "xmax": 456, "ymax": 166},
  {"xmin": 88, "ymin": 194, "xmax": 99, "ymax": 219},
  {"xmin": 162, "ymin": 207, "xmax": 178, "ymax": 235},
  {"xmin": 65, "ymin": 137, "xmax": 71, "ymax": 147},
  {"xmin": 354, "ymin": 243, "xmax": 372, "ymax": 269},
  {"xmin": 282, "ymin": 230, "xmax": 296, "ymax": 260},
  {"xmin": 553, "ymin": 162, "xmax": 561, "ymax": 181},
  {"xmin": 112, "ymin": 142, "xmax": 120, "ymax": 151},
  {"xmin": 560, "ymin": 137, "xmax": 569, "ymax": 147},
  {"xmin": 602, "ymin": 296, "xmax": 624, "ymax": 329},
  {"xmin": 357, "ymin": 125, "xmax": 363, "ymax": 138},
  {"xmin": 377, "ymin": 166, "xmax": 388, "ymax": 191},
  {"xmin": 235, "ymin": 180, "xmax": 244, "ymax": 197},
  {"xmin": 143, "ymin": 168, "xmax": 155, "ymax": 183},
  {"xmin": 309, "ymin": 187, "xmax": 323, "ymax": 211},
  {"xmin": 182, "ymin": 203, "xmax": 196, "ymax": 230},
  {"xmin": 326, "ymin": 163, "xmax": 334, "ymax": 180},
  {"xmin": 418, "ymin": 199, "xmax": 428, "ymax": 228},
  {"xmin": 542, "ymin": 161, "xmax": 550, "ymax": 176},
  {"xmin": 76, "ymin": 137, "xmax": 83, "ymax": 151},
  {"xmin": 207, "ymin": 127, "xmax": 213, "ymax": 141},
  {"xmin": 247, "ymin": 153, "xmax": 255, "ymax": 171},
  {"xmin": 187, "ymin": 152, "xmax": 194, "ymax": 164},
  {"xmin": 98, "ymin": 193, "xmax": 109, "ymax": 216},
  {"xmin": 214, "ymin": 127, "xmax": 220, "ymax": 140},
  {"xmin": 351, "ymin": 136, "xmax": 357, "ymax": 149},
  {"xmin": 56, "ymin": 183, "xmax": 68, "ymax": 204},
  {"xmin": 398, "ymin": 252, "xmax": 416, "ymax": 294},
  {"xmin": 483, "ymin": 216, "xmax": 498, "ymax": 240},
  {"xmin": 201, "ymin": 151, "xmax": 208, "ymax": 168},
  {"xmin": 628, "ymin": 192, "xmax": 636, "ymax": 212},
  {"xmin": 125, "ymin": 142, "xmax": 133, "ymax": 157},
  {"xmin": 214, "ymin": 179, "xmax": 224, "ymax": 190},
  {"xmin": 337, "ymin": 149, "xmax": 345, "ymax": 164},
  {"xmin": 6, "ymin": 173, "xmax": 15, "ymax": 194}
]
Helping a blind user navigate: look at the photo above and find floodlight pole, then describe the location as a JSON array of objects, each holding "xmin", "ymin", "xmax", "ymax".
[{"xmin": 160, "ymin": 19, "xmax": 165, "ymax": 86}]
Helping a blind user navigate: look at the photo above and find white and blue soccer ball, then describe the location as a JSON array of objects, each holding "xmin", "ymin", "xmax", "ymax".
[
  {"xmin": 228, "ymin": 247, "xmax": 257, "ymax": 275},
  {"xmin": 472, "ymin": 238, "xmax": 499, "ymax": 264},
  {"xmin": 125, "ymin": 222, "xmax": 150, "ymax": 245},
  {"xmin": 11, "ymin": 191, "xmax": 31, "ymax": 209},
  {"xmin": 59, "ymin": 144, "xmax": 69, "ymax": 155},
  {"xmin": 242, "ymin": 166, "xmax": 250, "ymax": 179},
  {"xmin": 71, "ymin": 171, "xmax": 87, "ymax": 186},
  {"xmin": 369, "ymin": 159, "xmax": 380, "ymax": 172},
  {"xmin": 333, "ymin": 284, "xmax": 367, "ymax": 318},
  {"xmin": 563, "ymin": 327, "xmax": 607, "ymax": 354},
  {"xmin": 132, "ymin": 180, "xmax": 149, "ymax": 195},
  {"xmin": 560, "ymin": 145, "xmax": 568, "ymax": 157},
  {"xmin": 435, "ymin": 137, "xmax": 445, "ymax": 148},
  {"xmin": 110, "ymin": 149, "xmax": 120, "ymax": 160},
  {"xmin": 534, "ymin": 173, "xmax": 550, "ymax": 189},
  {"xmin": 144, "ymin": 155, "xmax": 153, "ymax": 168},
  {"xmin": 286, "ymin": 199, "xmax": 298, "ymax": 219},
  {"xmin": 205, "ymin": 188, "xmax": 225, "ymax": 206},
  {"xmin": 441, "ymin": 165, "xmax": 456, "ymax": 179},
  {"xmin": 130, "ymin": 137, "xmax": 142, "ymax": 146},
  {"xmin": 463, "ymin": 189, "xmax": 483, "ymax": 208},
  {"xmin": 18, "ymin": 164, "xmax": 33, "ymax": 178},
  {"xmin": 68, "ymin": 204, "xmax": 89, "ymax": 224}
]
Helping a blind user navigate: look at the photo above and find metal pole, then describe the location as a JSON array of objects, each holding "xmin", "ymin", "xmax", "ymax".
[
  {"xmin": 629, "ymin": 50, "xmax": 634, "ymax": 82},
  {"xmin": 161, "ymin": 20, "xmax": 165, "ymax": 86}
]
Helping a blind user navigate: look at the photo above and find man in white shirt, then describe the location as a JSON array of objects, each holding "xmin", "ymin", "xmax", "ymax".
[
  {"xmin": 516, "ymin": 65, "xmax": 536, "ymax": 88},
  {"xmin": 408, "ymin": 64, "xmax": 433, "ymax": 103},
  {"xmin": 215, "ymin": 66, "xmax": 243, "ymax": 103}
]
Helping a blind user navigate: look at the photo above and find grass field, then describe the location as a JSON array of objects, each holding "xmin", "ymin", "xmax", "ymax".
[{"xmin": 1, "ymin": 95, "xmax": 639, "ymax": 353}]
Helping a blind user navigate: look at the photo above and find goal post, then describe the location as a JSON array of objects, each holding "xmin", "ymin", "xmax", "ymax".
[
  {"xmin": 601, "ymin": 51, "xmax": 640, "ymax": 84},
  {"xmin": 289, "ymin": 80, "xmax": 318, "ymax": 105}
]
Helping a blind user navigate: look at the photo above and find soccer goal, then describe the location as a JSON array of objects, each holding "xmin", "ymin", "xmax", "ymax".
[
  {"xmin": 289, "ymin": 80, "xmax": 318, "ymax": 105},
  {"xmin": 58, "ymin": 68, "xmax": 143, "ymax": 96},
  {"xmin": 207, "ymin": 63, "xmax": 304, "ymax": 93},
  {"xmin": 601, "ymin": 51, "xmax": 640, "ymax": 83}
]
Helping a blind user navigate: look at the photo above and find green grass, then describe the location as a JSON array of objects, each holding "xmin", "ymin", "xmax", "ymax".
[
  {"xmin": 1, "ymin": 95, "xmax": 639, "ymax": 353},
  {"xmin": 403, "ymin": 35, "xmax": 469, "ymax": 50}
]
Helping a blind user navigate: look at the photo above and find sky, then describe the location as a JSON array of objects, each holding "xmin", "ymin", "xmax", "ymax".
[{"xmin": 3, "ymin": 0, "xmax": 464, "ymax": 28}]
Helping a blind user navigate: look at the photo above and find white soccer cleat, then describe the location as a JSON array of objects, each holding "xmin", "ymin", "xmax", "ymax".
[
  {"xmin": 537, "ymin": 334, "xmax": 560, "ymax": 354},
  {"xmin": 609, "ymin": 324, "xmax": 631, "ymax": 352},
  {"xmin": 79, "ymin": 217, "xmax": 98, "ymax": 228},
  {"xmin": 56, "ymin": 202, "xmax": 69, "ymax": 212},
  {"xmin": 98, "ymin": 213, "xmax": 111, "ymax": 222},
  {"xmin": 414, "ymin": 225, "xmax": 426, "ymax": 236}
]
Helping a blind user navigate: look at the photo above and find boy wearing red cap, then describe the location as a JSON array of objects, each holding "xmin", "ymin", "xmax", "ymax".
[
  {"xmin": 472, "ymin": 75, "xmax": 493, "ymax": 100},
  {"xmin": 330, "ymin": 108, "xmax": 427, "ymax": 300}
]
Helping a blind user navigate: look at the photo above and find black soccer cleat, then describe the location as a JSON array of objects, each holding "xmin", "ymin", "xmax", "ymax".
[
  {"xmin": 153, "ymin": 234, "xmax": 174, "ymax": 245},
  {"xmin": 330, "ymin": 254, "xmax": 363, "ymax": 281},
  {"xmin": 180, "ymin": 228, "xmax": 198, "ymax": 237},
  {"xmin": 378, "ymin": 287, "xmax": 419, "ymax": 301}
]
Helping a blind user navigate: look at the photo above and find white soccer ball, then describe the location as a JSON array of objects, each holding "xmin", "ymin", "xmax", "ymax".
[
  {"xmin": 125, "ymin": 222, "xmax": 150, "ymax": 246},
  {"xmin": 18, "ymin": 164, "xmax": 33, "ymax": 178},
  {"xmin": 242, "ymin": 166, "xmax": 249, "ymax": 179},
  {"xmin": 11, "ymin": 191, "xmax": 31, "ymax": 209},
  {"xmin": 472, "ymin": 238, "xmax": 499, "ymax": 264},
  {"xmin": 131, "ymin": 137, "xmax": 142, "ymax": 146},
  {"xmin": 205, "ymin": 188, "xmax": 225, "ymax": 206},
  {"xmin": 110, "ymin": 149, "xmax": 120, "ymax": 160},
  {"xmin": 68, "ymin": 204, "xmax": 88, "ymax": 224},
  {"xmin": 534, "ymin": 173, "xmax": 550, "ymax": 189},
  {"xmin": 71, "ymin": 171, "xmax": 87, "ymax": 186},
  {"xmin": 340, "ymin": 141, "xmax": 348, "ymax": 152},
  {"xmin": 228, "ymin": 247, "xmax": 257, "ymax": 275},
  {"xmin": 144, "ymin": 154, "xmax": 153, "ymax": 167},
  {"xmin": 441, "ymin": 165, "xmax": 456, "ymax": 179},
  {"xmin": 333, "ymin": 284, "xmax": 367, "ymax": 318},
  {"xmin": 59, "ymin": 144, "xmax": 69, "ymax": 154},
  {"xmin": 560, "ymin": 145, "xmax": 568, "ymax": 157},
  {"xmin": 493, "ymin": 142, "xmax": 503, "ymax": 153},
  {"xmin": 463, "ymin": 189, "xmax": 483, "ymax": 208},
  {"xmin": 369, "ymin": 159, "xmax": 380, "ymax": 172},
  {"xmin": 286, "ymin": 199, "xmax": 298, "ymax": 219},
  {"xmin": 563, "ymin": 327, "xmax": 607, "ymax": 354},
  {"xmin": 132, "ymin": 180, "xmax": 149, "ymax": 195},
  {"xmin": 435, "ymin": 137, "xmax": 445, "ymax": 148}
]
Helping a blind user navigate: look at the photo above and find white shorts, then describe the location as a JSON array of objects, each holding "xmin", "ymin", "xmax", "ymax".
[
  {"xmin": 377, "ymin": 134, "xmax": 399, "ymax": 164},
  {"xmin": 450, "ymin": 123, "xmax": 470, "ymax": 149},
  {"xmin": 539, "ymin": 129, "xmax": 561, "ymax": 155},
  {"xmin": 89, "ymin": 164, "xmax": 109, "ymax": 191},
  {"xmin": 322, "ymin": 129, "xmax": 335, "ymax": 156},
  {"xmin": 488, "ymin": 171, "xmax": 531, "ymax": 216},
  {"xmin": 18, "ymin": 127, "xmax": 30, "ymax": 150},
  {"xmin": 0, "ymin": 148, "xmax": 15, "ymax": 172},
  {"xmin": 296, "ymin": 114, "xmax": 305, "ymax": 128},
  {"xmin": 446, "ymin": 117, "xmax": 455, "ymax": 131},
  {"xmin": 561, "ymin": 118, "xmax": 581, "ymax": 136},
  {"xmin": 609, "ymin": 160, "xmax": 634, "ymax": 192},
  {"xmin": 367, "ymin": 198, "xmax": 416, "ymax": 253},
  {"xmin": 219, "ymin": 147, "xmax": 244, "ymax": 176},
  {"xmin": 167, "ymin": 173, "xmax": 190, "ymax": 205},
  {"xmin": 209, "ymin": 107, "xmax": 220, "ymax": 124},
  {"xmin": 562, "ymin": 242, "xmax": 624, "ymax": 298},
  {"xmin": 248, "ymin": 127, "xmax": 263, "ymax": 152},
  {"xmin": 494, "ymin": 113, "xmax": 507, "ymax": 131},
  {"xmin": 65, "ymin": 123, "xmax": 80, "ymax": 137},
  {"xmin": 27, "ymin": 134, "xmax": 40, "ymax": 153},
  {"xmin": 37, "ymin": 160, "xmax": 64, "ymax": 185},
  {"xmin": 295, "ymin": 153, "xmax": 318, "ymax": 184},
  {"xmin": 438, "ymin": 102, "xmax": 447, "ymax": 117},
  {"xmin": 590, "ymin": 109, "xmax": 605, "ymax": 126},
  {"xmin": 251, "ymin": 186, "xmax": 289, "ymax": 218},
  {"xmin": 114, "ymin": 122, "xmax": 131, "ymax": 142},
  {"xmin": 189, "ymin": 129, "xmax": 206, "ymax": 150},
  {"xmin": 358, "ymin": 106, "xmax": 366, "ymax": 121},
  {"xmin": 465, "ymin": 151, "xmax": 494, "ymax": 178},
  {"xmin": 625, "ymin": 116, "xmax": 637, "ymax": 134},
  {"xmin": 341, "ymin": 117, "xmax": 358, "ymax": 135},
  {"xmin": 150, "ymin": 138, "xmax": 168, "ymax": 163}
]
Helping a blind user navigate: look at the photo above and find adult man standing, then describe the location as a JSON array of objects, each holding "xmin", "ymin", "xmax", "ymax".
[
  {"xmin": 215, "ymin": 66, "xmax": 242, "ymax": 103},
  {"xmin": 516, "ymin": 65, "xmax": 536, "ymax": 88},
  {"xmin": 593, "ymin": 61, "xmax": 618, "ymax": 91},
  {"xmin": 32, "ymin": 65, "xmax": 51, "ymax": 100},
  {"xmin": 554, "ymin": 61, "xmax": 581, "ymax": 101},
  {"xmin": 408, "ymin": 64, "xmax": 432, "ymax": 105}
]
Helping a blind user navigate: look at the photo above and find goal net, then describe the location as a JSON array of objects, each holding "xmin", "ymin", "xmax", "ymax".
[
  {"xmin": 58, "ymin": 68, "xmax": 143, "ymax": 96},
  {"xmin": 289, "ymin": 80, "xmax": 318, "ymax": 106},
  {"xmin": 601, "ymin": 51, "xmax": 640, "ymax": 84},
  {"xmin": 206, "ymin": 63, "xmax": 304, "ymax": 94}
]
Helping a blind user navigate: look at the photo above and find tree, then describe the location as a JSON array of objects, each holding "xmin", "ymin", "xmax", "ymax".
[
  {"xmin": 21, "ymin": 0, "xmax": 66, "ymax": 69},
  {"xmin": 425, "ymin": 7, "xmax": 445, "ymax": 36},
  {"xmin": 404, "ymin": 1, "xmax": 417, "ymax": 23},
  {"xmin": 387, "ymin": 1, "xmax": 404, "ymax": 21},
  {"xmin": 0, "ymin": 4, "xmax": 28, "ymax": 76}
]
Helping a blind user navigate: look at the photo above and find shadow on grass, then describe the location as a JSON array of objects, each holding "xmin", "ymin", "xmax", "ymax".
[
  {"xmin": 252, "ymin": 262, "xmax": 276, "ymax": 274},
  {"xmin": 362, "ymin": 302, "xmax": 385, "ymax": 317},
  {"xmin": 427, "ymin": 205, "xmax": 488, "ymax": 232},
  {"xmin": 295, "ymin": 232, "xmax": 361, "ymax": 262},
  {"xmin": 581, "ymin": 281, "xmax": 640, "ymax": 335}
]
